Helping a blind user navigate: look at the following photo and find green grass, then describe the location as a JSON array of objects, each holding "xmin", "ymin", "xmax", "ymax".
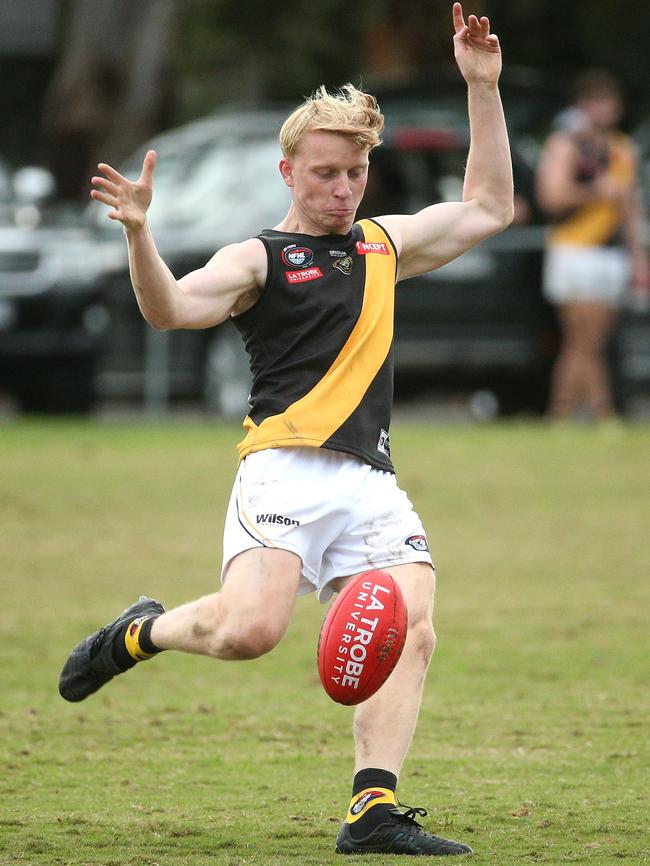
[{"xmin": 0, "ymin": 419, "xmax": 648, "ymax": 866}]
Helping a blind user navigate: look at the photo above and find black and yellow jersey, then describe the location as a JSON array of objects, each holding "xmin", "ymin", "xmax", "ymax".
[
  {"xmin": 232, "ymin": 218, "xmax": 398, "ymax": 472},
  {"xmin": 548, "ymin": 131, "xmax": 636, "ymax": 248}
]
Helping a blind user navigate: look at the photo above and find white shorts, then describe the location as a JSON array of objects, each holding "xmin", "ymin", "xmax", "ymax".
[
  {"xmin": 543, "ymin": 243, "xmax": 630, "ymax": 308},
  {"xmin": 221, "ymin": 447, "xmax": 433, "ymax": 602}
]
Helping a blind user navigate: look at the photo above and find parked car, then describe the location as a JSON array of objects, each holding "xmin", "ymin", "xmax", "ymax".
[
  {"xmin": 0, "ymin": 168, "xmax": 120, "ymax": 413},
  {"xmin": 360, "ymin": 79, "xmax": 557, "ymax": 414},
  {"xmin": 90, "ymin": 82, "xmax": 555, "ymax": 417},
  {"xmin": 615, "ymin": 118, "xmax": 650, "ymax": 416},
  {"xmin": 89, "ymin": 111, "xmax": 290, "ymax": 417}
]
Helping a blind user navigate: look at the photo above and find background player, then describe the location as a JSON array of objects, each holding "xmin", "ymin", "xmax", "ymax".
[{"xmin": 537, "ymin": 70, "xmax": 649, "ymax": 419}]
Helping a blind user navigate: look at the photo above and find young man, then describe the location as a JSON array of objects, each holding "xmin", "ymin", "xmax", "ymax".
[
  {"xmin": 536, "ymin": 70, "xmax": 649, "ymax": 419},
  {"xmin": 60, "ymin": 4, "xmax": 513, "ymax": 856}
]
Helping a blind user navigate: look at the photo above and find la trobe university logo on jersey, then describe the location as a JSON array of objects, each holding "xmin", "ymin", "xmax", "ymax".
[
  {"xmin": 281, "ymin": 244, "xmax": 314, "ymax": 268},
  {"xmin": 285, "ymin": 267, "xmax": 324, "ymax": 284}
]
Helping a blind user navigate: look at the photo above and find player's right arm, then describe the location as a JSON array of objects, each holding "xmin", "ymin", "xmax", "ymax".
[{"xmin": 91, "ymin": 150, "xmax": 266, "ymax": 329}]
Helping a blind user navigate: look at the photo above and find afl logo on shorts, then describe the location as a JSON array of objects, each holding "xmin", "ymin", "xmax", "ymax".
[
  {"xmin": 405, "ymin": 535, "xmax": 429, "ymax": 552},
  {"xmin": 281, "ymin": 244, "xmax": 314, "ymax": 268}
]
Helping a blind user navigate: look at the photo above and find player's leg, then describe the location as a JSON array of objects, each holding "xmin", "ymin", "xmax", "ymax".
[
  {"xmin": 352, "ymin": 561, "xmax": 436, "ymax": 776},
  {"xmin": 548, "ymin": 301, "xmax": 586, "ymax": 417},
  {"xmin": 574, "ymin": 300, "xmax": 618, "ymax": 418},
  {"xmin": 59, "ymin": 446, "xmax": 318, "ymax": 703},
  {"xmin": 336, "ymin": 562, "xmax": 471, "ymax": 855},
  {"xmin": 58, "ymin": 547, "xmax": 301, "ymax": 702},
  {"xmin": 149, "ymin": 547, "xmax": 301, "ymax": 658}
]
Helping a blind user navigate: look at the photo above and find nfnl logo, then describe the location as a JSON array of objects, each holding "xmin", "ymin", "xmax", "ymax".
[
  {"xmin": 256, "ymin": 513, "xmax": 300, "ymax": 527},
  {"xmin": 356, "ymin": 241, "xmax": 389, "ymax": 255},
  {"xmin": 281, "ymin": 244, "xmax": 314, "ymax": 268}
]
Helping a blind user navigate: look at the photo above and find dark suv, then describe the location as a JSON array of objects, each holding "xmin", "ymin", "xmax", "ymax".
[{"xmin": 0, "ymin": 173, "xmax": 117, "ymax": 413}]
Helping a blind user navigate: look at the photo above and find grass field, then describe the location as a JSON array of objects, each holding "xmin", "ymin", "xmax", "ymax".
[{"xmin": 1, "ymin": 419, "xmax": 648, "ymax": 866}]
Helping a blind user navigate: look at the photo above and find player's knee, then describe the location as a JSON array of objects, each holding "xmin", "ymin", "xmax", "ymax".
[
  {"xmin": 409, "ymin": 615, "xmax": 436, "ymax": 664},
  {"xmin": 210, "ymin": 620, "xmax": 283, "ymax": 660},
  {"xmin": 400, "ymin": 566, "xmax": 436, "ymax": 661},
  {"xmin": 405, "ymin": 593, "xmax": 436, "ymax": 663}
]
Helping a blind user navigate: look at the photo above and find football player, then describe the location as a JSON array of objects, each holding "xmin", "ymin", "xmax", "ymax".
[{"xmin": 61, "ymin": 4, "xmax": 512, "ymax": 855}]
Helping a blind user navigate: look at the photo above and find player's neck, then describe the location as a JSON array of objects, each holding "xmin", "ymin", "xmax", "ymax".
[{"xmin": 274, "ymin": 204, "xmax": 354, "ymax": 237}]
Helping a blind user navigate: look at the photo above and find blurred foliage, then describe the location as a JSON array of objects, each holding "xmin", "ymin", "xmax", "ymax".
[
  {"xmin": 488, "ymin": 0, "xmax": 650, "ymax": 126},
  {"xmin": 172, "ymin": 0, "xmax": 650, "ymax": 125},
  {"xmin": 174, "ymin": 0, "xmax": 373, "ymax": 119},
  {"xmin": 2, "ymin": 0, "xmax": 649, "ymax": 171},
  {"xmin": 0, "ymin": 57, "xmax": 55, "ymax": 167}
]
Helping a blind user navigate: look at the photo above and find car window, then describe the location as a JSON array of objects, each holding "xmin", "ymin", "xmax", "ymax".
[
  {"xmin": 148, "ymin": 136, "xmax": 288, "ymax": 234},
  {"xmin": 87, "ymin": 132, "xmax": 289, "ymax": 238},
  {"xmin": 0, "ymin": 162, "xmax": 11, "ymax": 203},
  {"xmin": 359, "ymin": 144, "xmax": 469, "ymax": 220},
  {"xmin": 359, "ymin": 139, "xmax": 541, "ymax": 226}
]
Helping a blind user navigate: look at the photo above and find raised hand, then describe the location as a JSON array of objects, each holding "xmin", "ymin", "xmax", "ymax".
[
  {"xmin": 90, "ymin": 149, "xmax": 157, "ymax": 231},
  {"xmin": 452, "ymin": 2, "xmax": 502, "ymax": 85}
]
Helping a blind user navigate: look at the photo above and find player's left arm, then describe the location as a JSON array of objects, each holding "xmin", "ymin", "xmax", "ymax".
[{"xmin": 378, "ymin": 3, "xmax": 514, "ymax": 282}]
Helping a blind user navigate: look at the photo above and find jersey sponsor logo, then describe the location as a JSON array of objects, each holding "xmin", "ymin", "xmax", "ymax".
[
  {"xmin": 285, "ymin": 267, "xmax": 324, "ymax": 284},
  {"xmin": 405, "ymin": 534, "xmax": 429, "ymax": 552},
  {"xmin": 333, "ymin": 255, "xmax": 353, "ymax": 275},
  {"xmin": 351, "ymin": 790, "xmax": 386, "ymax": 815},
  {"xmin": 377, "ymin": 428, "xmax": 391, "ymax": 456},
  {"xmin": 281, "ymin": 244, "xmax": 314, "ymax": 268},
  {"xmin": 329, "ymin": 249, "xmax": 347, "ymax": 258},
  {"xmin": 356, "ymin": 241, "xmax": 389, "ymax": 255},
  {"xmin": 256, "ymin": 512, "xmax": 300, "ymax": 527}
]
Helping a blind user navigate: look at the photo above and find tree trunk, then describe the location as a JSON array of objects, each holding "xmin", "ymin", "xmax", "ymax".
[{"xmin": 42, "ymin": 0, "xmax": 176, "ymax": 200}]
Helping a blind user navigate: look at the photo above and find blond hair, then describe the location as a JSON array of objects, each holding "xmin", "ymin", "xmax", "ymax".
[{"xmin": 280, "ymin": 84, "xmax": 384, "ymax": 157}]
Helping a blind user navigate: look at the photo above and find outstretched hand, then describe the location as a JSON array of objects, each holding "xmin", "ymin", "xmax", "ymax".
[
  {"xmin": 452, "ymin": 2, "xmax": 502, "ymax": 85},
  {"xmin": 90, "ymin": 149, "xmax": 157, "ymax": 231}
]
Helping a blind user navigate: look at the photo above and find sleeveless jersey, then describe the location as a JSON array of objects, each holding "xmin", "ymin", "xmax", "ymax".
[
  {"xmin": 548, "ymin": 131, "xmax": 635, "ymax": 248},
  {"xmin": 232, "ymin": 218, "xmax": 398, "ymax": 472}
]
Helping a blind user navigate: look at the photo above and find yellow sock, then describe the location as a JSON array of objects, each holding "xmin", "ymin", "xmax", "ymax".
[
  {"xmin": 346, "ymin": 787, "xmax": 396, "ymax": 824},
  {"xmin": 124, "ymin": 616, "xmax": 156, "ymax": 662}
]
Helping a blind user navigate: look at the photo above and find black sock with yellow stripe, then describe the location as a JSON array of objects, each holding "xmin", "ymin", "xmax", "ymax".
[
  {"xmin": 111, "ymin": 615, "xmax": 163, "ymax": 670},
  {"xmin": 347, "ymin": 768, "xmax": 398, "ymax": 839}
]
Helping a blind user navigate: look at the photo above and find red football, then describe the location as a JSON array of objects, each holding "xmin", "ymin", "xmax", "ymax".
[{"xmin": 317, "ymin": 570, "xmax": 408, "ymax": 705}]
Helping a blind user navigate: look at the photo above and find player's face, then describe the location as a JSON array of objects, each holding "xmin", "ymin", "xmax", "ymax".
[
  {"xmin": 580, "ymin": 91, "xmax": 623, "ymax": 131},
  {"xmin": 280, "ymin": 131, "xmax": 369, "ymax": 234}
]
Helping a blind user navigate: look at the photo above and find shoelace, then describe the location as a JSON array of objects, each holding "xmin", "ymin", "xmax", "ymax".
[
  {"xmin": 394, "ymin": 804, "xmax": 428, "ymax": 826},
  {"xmin": 90, "ymin": 627, "xmax": 108, "ymax": 651}
]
